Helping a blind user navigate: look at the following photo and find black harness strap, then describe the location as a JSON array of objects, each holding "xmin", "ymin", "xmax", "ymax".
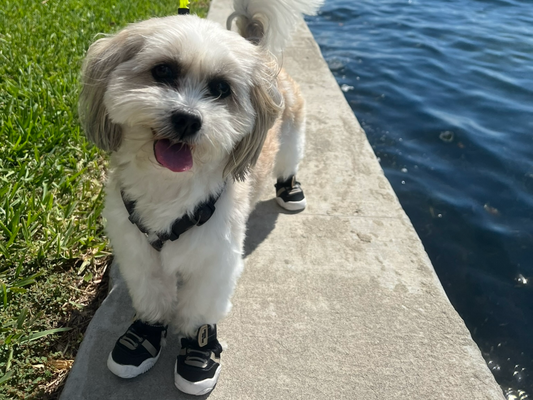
[{"xmin": 121, "ymin": 189, "xmax": 223, "ymax": 251}]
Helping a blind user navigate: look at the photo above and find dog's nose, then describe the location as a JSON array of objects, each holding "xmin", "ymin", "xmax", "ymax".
[{"xmin": 171, "ymin": 110, "xmax": 202, "ymax": 139}]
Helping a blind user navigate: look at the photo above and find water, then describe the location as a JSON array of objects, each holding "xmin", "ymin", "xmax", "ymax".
[{"xmin": 306, "ymin": 0, "xmax": 533, "ymax": 397}]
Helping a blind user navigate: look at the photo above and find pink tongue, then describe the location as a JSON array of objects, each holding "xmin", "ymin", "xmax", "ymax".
[{"xmin": 154, "ymin": 139, "xmax": 193, "ymax": 172}]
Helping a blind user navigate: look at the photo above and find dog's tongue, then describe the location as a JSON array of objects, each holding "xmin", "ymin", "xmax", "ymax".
[{"xmin": 154, "ymin": 139, "xmax": 193, "ymax": 172}]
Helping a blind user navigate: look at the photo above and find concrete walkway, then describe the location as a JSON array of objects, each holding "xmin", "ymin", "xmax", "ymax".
[{"xmin": 60, "ymin": 0, "xmax": 505, "ymax": 398}]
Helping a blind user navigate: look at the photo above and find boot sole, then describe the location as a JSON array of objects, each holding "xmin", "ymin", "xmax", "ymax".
[
  {"xmin": 174, "ymin": 361, "xmax": 221, "ymax": 396},
  {"xmin": 107, "ymin": 351, "xmax": 161, "ymax": 379},
  {"xmin": 276, "ymin": 196, "xmax": 307, "ymax": 211}
]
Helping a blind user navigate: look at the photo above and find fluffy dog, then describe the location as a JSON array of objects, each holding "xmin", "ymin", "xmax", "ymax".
[{"xmin": 79, "ymin": 0, "xmax": 322, "ymax": 395}]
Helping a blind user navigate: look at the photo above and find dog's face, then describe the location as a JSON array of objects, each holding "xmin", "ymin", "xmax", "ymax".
[{"xmin": 80, "ymin": 15, "xmax": 281, "ymax": 180}]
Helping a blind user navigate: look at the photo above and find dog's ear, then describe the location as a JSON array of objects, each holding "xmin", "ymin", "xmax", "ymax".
[
  {"xmin": 226, "ymin": 64, "xmax": 282, "ymax": 181},
  {"xmin": 79, "ymin": 29, "xmax": 144, "ymax": 151}
]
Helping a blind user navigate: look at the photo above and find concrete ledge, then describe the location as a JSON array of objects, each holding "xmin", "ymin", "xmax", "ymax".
[{"xmin": 60, "ymin": 0, "xmax": 505, "ymax": 398}]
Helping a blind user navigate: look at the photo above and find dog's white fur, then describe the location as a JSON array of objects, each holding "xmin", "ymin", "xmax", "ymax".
[{"xmin": 79, "ymin": 0, "xmax": 323, "ymax": 338}]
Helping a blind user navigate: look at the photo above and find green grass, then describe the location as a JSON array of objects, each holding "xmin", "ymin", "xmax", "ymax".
[{"xmin": 0, "ymin": 0, "xmax": 210, "ymax": 398}]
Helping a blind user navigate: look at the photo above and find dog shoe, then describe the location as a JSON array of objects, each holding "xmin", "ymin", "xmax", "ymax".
[
  {"xmin": 107, "ymin": 319, "xmax": 167, "ymax": 379},
  {"xmin": 275, "ymin": 175, "xmax": 307, "ymax": 211},
  {"xmin": 174, "ymin": 324, "xmax": 222, "ymax": 396}
]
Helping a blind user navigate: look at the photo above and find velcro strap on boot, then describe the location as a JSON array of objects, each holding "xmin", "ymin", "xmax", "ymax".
[{"xmin": 197, "ymin": 324, "xmax": 217, "ymax": 348}]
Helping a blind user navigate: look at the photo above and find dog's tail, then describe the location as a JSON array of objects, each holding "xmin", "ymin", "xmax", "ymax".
[{"xmin": 227, "ymin": 0, "xmax": 324, "ymax": 54}]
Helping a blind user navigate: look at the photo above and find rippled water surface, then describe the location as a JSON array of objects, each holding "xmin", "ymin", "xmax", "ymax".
[{"xmin": 307, "ymin": 0, "xmax": 533, "ymax": 396}]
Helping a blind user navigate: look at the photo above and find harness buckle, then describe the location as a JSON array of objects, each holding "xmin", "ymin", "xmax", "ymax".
[{"xmin": 195, "ymin": 202, "xmax": 216, "ymax": 226}]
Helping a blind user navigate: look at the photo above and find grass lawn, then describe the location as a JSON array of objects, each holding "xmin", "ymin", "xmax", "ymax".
[{"xmin": 0, "ymin": 0, "xmax": 210, "ymax": 398}]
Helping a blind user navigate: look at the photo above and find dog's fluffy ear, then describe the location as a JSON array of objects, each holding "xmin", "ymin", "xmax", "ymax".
[
  {"xmin": 79, "ymin": 30, "xmax": 144, "ymax": 151},
  {"xmin": 226, "ymin": 63, "xmax": 283, "ymax": 181}
]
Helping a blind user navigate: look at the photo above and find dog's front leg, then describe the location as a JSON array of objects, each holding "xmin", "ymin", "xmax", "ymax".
[
  {"xmin": 173, "ymin": 255, "xmax": 243, "ymax": 338},
  {"xmin": 103, "ymin": 188, "xmax": 178, "ymax": 378},
  {"xmin": 117, "ymin": 249, "xmax": 177, "ymax": 324},
  {"xmin": 104, "ymin": 188, "xmax": 178, "ymax": 324},
  {"xmin": 170, "ymin": 246, "xmax": 244, "ymax": 396}
]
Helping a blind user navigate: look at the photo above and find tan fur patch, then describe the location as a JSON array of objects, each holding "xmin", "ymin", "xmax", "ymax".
[{"xmin": 249, "ymin": 68, "xmax": 305, "ymax": 202}]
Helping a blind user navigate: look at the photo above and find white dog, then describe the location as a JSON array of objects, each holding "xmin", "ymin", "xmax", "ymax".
[{"xmin": 79, "ymin": 0, "xmax": 322, "ymax": 395}]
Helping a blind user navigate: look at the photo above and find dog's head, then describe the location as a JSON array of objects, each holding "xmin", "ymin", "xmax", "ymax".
[{"xmin": 79, "ymin": 15, "xmax": 282, "ymax": 180}]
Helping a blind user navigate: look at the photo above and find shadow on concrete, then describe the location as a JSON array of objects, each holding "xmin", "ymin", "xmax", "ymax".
[{"xmin": 244, "ymin": 199, "xmax": 281, "ymax": 258}]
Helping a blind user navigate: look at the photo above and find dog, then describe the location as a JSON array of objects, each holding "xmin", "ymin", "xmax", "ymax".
[{"xmin": 79, "ymin": 0, "xmax": 323, "ymax": 395}]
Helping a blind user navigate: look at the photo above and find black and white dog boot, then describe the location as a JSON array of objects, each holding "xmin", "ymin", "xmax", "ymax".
[
  {"xmin": 174, "ymin": 324, "xmax": 223, "ymax": 396},
  {"xmin": 107, "ymin": 319, "xmax": 167, "ymax": 379},
  {"xmin": 275, "ymin": 175, "xmax": 307, "ymax": 211}
]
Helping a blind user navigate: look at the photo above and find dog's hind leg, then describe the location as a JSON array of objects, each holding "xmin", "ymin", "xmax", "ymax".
[{"xmin": 273, "ymin": 71, "xmax": 307, "ymax": 211}]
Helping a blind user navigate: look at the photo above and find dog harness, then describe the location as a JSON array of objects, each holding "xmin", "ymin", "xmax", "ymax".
[{"xmin": 121, "ymin": 189, "xmax": 223, "ymax": 251}]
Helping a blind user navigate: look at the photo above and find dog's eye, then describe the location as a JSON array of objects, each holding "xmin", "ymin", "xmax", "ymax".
[
  {"xmin": 208, "ymin": 80, "xmax": 231, "ymax": 99},
  {"xmin": 151, "ymin": 64, "xmax": 176, "ymax": 84}
]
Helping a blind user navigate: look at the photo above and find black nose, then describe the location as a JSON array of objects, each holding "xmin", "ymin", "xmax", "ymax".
[{"xmin": 171, "ymin": 110, "xmax": 202, "ymax": 139}]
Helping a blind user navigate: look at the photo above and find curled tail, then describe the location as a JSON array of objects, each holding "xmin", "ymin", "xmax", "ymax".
[{"xmin": 227, "ymin": 0, "xmax": 324, "ymax": 54}]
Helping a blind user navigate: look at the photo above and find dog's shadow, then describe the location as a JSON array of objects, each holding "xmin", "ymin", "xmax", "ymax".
[{"xmin": 244, "ymin": 199, "xmax": 285, "ymax": 258}]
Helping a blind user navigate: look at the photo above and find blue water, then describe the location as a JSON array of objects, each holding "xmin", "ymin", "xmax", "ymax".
[{"xmin": 306, "ymin": 0, "xmax": 533, "ymax": 397}]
